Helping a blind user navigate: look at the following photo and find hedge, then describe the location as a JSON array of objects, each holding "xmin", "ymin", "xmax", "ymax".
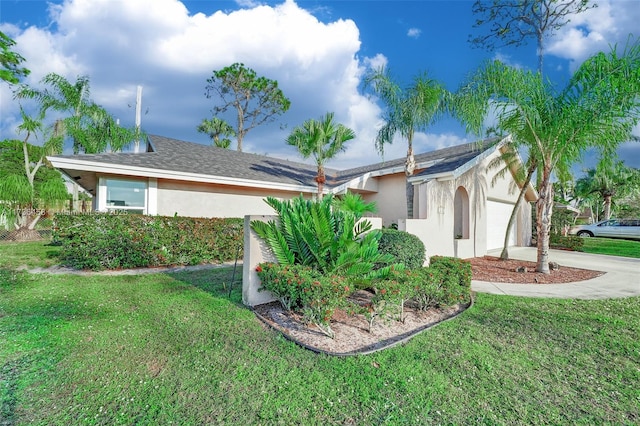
[
  {"xmin": 549, "ymin": 233, "xmax": 584, "ymax": 251},
  {"xmin": 53, "ymin": 213, "xmax": 243, "ymax": 270}
]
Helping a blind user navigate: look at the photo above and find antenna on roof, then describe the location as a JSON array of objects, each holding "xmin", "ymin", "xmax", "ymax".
[{"xmin": 134, "ymin": 85, "xmax": 143, "ymax": 153}]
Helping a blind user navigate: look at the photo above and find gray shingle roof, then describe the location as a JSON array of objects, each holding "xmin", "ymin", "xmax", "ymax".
[
  {"xmin": 55, "ymin": 135, "xmax": 322, "ymax": 188},
  {"xmin": 332, "ymin": 138, "xmax": 500, "ymax": 185},
  {"xmin": 52, "ymin": 134, "xmax": 501, "ymax": 189}
]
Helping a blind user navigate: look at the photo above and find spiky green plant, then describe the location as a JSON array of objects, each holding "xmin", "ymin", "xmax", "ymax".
[{"xmin": 250, "ymin": 195, "xmax": 394, "ymax": 279}]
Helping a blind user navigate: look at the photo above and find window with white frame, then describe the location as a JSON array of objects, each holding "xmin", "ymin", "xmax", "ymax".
[{"xmin": 104, "ymin": 178, "xmax": 146, "ymax": 213}]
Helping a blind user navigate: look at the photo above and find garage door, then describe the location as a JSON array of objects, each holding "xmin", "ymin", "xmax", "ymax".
[{"xmin": 486, "ymin": 200, "xmax": 516, "ymax": 250}]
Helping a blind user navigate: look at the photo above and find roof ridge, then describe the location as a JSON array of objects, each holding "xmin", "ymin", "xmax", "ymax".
[{"xmin": 148, "ymin": 134, "xmax": 328, "ymax": 172}]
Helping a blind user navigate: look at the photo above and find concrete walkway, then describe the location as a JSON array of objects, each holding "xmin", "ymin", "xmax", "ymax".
[{"xmin": 471, "ymin": 247, "xmax": 640, "ymax": 299}]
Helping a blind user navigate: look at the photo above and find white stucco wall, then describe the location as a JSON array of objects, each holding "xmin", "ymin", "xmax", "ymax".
[
  {"xmin": 362, "ymin": 174, "xmax": 409, "ymax": 227},
  {"xmin": 485, "ymin": 166, "xmax": 520, "ymax": 203},
  {"xmin": 242, "ymin": 215, "xmax": 278, "ymax": 307},
  {"xmin": 400, "ymin": 177, "xmax": 482, "ymax": 259},
  {"xmin": 377, "ymin": 150, "xmax": 533, "ymax": 259},
  {"xmin": 156, "ymin": 180, "xmax": 302, "ymax": 218}
]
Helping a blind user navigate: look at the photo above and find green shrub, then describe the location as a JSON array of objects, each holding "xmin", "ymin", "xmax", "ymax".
[
  {"xmin": 549, "ymin": 234, "xmax": 584, "ymax": 251},
  {"xmin": 429, "ymin": 256, "xmax": 472, "ymax": 287},
  {"xmin": 255, "ymin": 263, "xmax": 316, "ymax": 311},
  {"xmin": 256, "ymin": 258, "xmax": 471, "ymax": 339},
  {"xmin": 298, "ymin": 274, "xmax": 351, "ymax": 339},
  {"xmin": 377, "ymin": 229, "xmax": 426, "ymax": 269},
  {"xmin": 411, "ymin": 267, "xmax": 445, "ymax": 311},
  {"xmin": 256, "ymin": 262, "xmax": 351, "ymax": 338},
  {"xmin": 53, "ymin": 213, "xmax": 243, "ymax": 270},
  {"xmin": 368, "ymin": 266, "xmax": 415, "ymax": 325},
  {"xmin": 426, "ymin": 256, "xmax": 472, "ymax": 306},
  {"xmin": 550, "ymin": 208, "xmax": 575, "ymax": 236}
]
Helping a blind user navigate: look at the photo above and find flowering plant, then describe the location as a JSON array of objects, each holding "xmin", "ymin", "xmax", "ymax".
[
  {"xmin": 255, "ymin": 263, "xmax": 319, "ymax": 311},
  {"xmin": 256, "ymin": 262, "xmax": 352, "ymax": 338}
]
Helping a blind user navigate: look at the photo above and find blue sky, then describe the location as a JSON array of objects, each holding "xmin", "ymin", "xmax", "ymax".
[{"xmin": 1, "ymin": 0, "xmax": 639, "ymax": 170}]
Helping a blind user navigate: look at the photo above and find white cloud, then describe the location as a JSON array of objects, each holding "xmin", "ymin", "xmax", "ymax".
[
  {"xmin": 235, "ymin": 0, "xmax": 263, "ymax": 8},
  {"xmin": 546, "ymin": 0, "xmax": 640, "ymax": 69},
  {"xmin": 407, "ymin": 28, "xmax": 421, "ymax": 39},
  {"xmin": 1, "ymin": 0, "xmax": 396, "ymax": 168},
  {"xmin": 5, "ymin": 0, "xmax": 634, "ymax": 170},
  {"xmin": 493, "ymin": 52, "xmax": 524, "ymax": 69},
  {"xmin": 363, "ymin": 53, "xmax": 388, "ymax": 71},
  {"xmin": 414, "ymin": 132, "xmax": 470, "ymax": 152}
]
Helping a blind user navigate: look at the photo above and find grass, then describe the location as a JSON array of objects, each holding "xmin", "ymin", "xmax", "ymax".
[
  {"xmin": 1, "ymin": 242, "xmax": 639, "ymax": 424},
  {"xmin": 0, "ymin": 241, "xmax": 62, "ymax": 270},
  {"xmin": 580, "ymin": 237, "xmax": 640, "ymax": 259}
]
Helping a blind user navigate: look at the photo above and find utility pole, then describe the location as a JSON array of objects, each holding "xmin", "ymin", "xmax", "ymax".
[{"xmin": 135, "ymin": 85, "xmax": 142, "ymax": 152}]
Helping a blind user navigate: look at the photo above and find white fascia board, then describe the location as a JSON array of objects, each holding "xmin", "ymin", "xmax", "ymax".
[
  {"xmin": 555, "ymin": 204, "xmax": 580, "ymax": 213},
  {"xmin": 408, "ymin": 171, "xmax": 454, "ymax": 184},
  {"xmin": 367, "ymin": 165, "xmax": 407, "ymax": 177},
  {"xmin": 47, "ymin": 156, "xmax": 316, "ymax": 193}
]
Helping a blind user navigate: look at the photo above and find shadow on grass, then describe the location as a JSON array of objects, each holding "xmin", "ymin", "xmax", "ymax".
[
  {"xmin": 0, "ymin": 356, "xmax": 28, "ymax": 424},
  {"xmin": 164, "ymin": 265, "xmax": 244, "ymax": 305}
]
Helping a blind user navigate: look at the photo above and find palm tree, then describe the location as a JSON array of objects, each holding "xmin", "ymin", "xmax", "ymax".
[
  {"xmin": 575, "ymin": 162, "xmax": 640, "ymax": 221},
  {"xmin": 488, "ymin": 144, "xmax": 538, "ymax": 260},
  {"xmin": 453, "ymin": 41, "xmax": 640, "ymax": 273},
  {"xmin": 364, "ymin": 66, "xmax": 448, "ymax": 218},
  {"xmin": 0, "ymin": 109, "xmax": 67, "ymax": 240},
  {"xmin": 197, "ymin": 116, "xmax": 236, "ymax": 148},
  {"xmin": 16, "ymin": 73, "xmax": 138, "ymax": 154},
  {"xmin": 0, "ymin": 31, "xmax": 30, "ymax": 84},
  {"xmin": 286, "ymin": 112, "xmax": 355, "ymax": 197}
]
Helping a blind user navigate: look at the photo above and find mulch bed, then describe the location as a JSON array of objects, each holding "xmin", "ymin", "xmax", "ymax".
[
  {"xmin": 468, "ymin": 255, "xmax": 605, "ymax": 284},
  {"xmin": 253, "ymin": 256, "xmax": 606, "ymax": 354},
  {"xmin": 253, "ymin": 291, "xmax": 472, "ymax": 356}
]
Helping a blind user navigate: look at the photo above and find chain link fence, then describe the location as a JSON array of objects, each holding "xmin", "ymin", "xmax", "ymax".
[{"xmin": 1, "ymin": 200, "xmax": 92, "ymax": 243}]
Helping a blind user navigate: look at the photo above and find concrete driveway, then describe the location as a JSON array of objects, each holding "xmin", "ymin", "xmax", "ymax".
[{"xmin": 471, "ymin": 247, "xmax": 640, "ymax": 299}]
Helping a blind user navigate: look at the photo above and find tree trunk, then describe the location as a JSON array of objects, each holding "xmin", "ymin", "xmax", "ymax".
[
  {"xmin": 316, "ymin": 166, "xmax": 326, "ymax": 200},
  {"xmin": 405, "ymin": 147, "xmax": 416, "ymax": 219},
  {"xmin": 28, "ymin": 213, "xmax": 41, "ymax": 230},
  {"xmin": 236, "ymin": 107, "xmax": 244, "ymax": 152},
  {"xmin": 7, "ymin": 228, "xmax": 42, "ymax": 241},
  {"xmin": 8, "ymin": 212, "xmax": 43, "ymax": 241},
  {"xmin": 535, "ymin": 166, "xmax": 554, "ymax": 274},
  {"xmin": 500, "ymin": 164, "xmax": 536, "ymax": 260},
  {"xmin": 603, "ymin": 194, "xmax": 612, "ymax": 220}
]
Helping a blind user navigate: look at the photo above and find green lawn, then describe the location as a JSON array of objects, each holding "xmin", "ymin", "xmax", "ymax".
[
  {"xmin": 0, "ymin": 241, "xmax": 62, "ymax": 270},
  {"xmin": 1, "ymin": 251, "xmax": 639, "ymax": 424},
  {"xmin": 580, "ymin": 237, "xmax": 640, "ymax": 258}
]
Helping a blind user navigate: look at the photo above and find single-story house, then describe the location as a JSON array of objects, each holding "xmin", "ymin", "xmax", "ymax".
[{"xmin": 48, "ymin": 134, "xmax": 536, "ymax": 259}]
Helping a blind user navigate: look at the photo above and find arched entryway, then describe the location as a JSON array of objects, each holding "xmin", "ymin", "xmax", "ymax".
[{"xmin": 454, "ymin": 186, "xmax": 469, "ymax": 239}]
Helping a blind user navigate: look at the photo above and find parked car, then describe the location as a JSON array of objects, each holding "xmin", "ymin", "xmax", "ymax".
[{"xmin": 568, "ymin": 219, "xmax": 640, "ymax": 240}]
